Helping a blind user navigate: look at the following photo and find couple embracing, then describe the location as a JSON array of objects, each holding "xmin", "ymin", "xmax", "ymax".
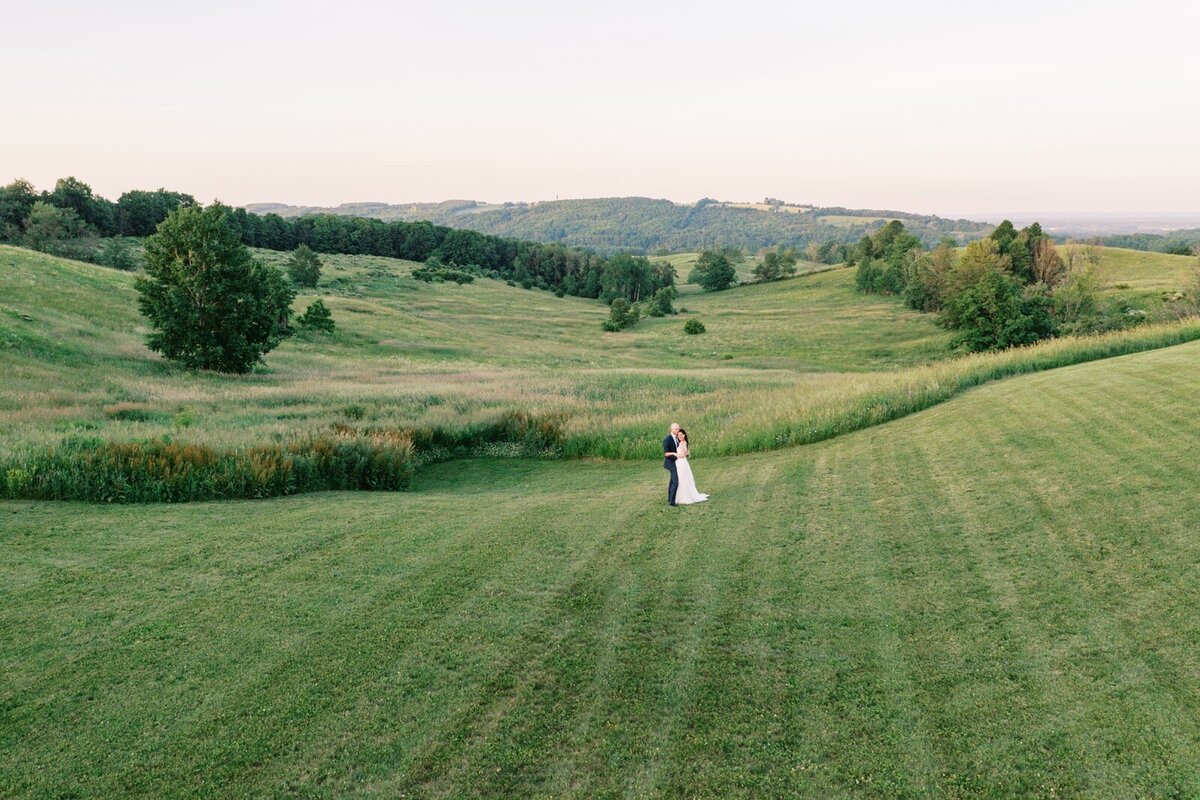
[{"xmin": 663, "ymin": 423, "xmax": 708, "ymax": 506}]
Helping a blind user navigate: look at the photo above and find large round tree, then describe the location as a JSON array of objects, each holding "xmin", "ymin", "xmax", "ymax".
[{"xmin": 136, "ymin": 204, "xmax": 294, "ymax": 373}]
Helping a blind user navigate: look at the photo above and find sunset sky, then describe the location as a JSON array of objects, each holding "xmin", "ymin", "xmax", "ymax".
[{"xmin": 5, "ymin": 0, "xmax": 1199, "ymax": 215}]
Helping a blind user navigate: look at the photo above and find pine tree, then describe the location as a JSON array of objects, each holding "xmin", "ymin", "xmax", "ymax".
[
  {"xmin": 286, "ymin": 244, "xmax": 323, "ymax": 287},
  {"xmin": 297, "ymin": 299, "xmax": 335, "ymax": 333}
]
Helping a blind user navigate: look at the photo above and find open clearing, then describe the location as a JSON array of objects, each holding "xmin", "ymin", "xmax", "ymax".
[{"xmin": 4, "ymin": 343, "xmax": 1200, "ymax": 796}]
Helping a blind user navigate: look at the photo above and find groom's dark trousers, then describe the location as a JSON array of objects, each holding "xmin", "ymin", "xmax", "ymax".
[{"xmin": 663, "ymin": 434, "xmax": 679, "ymax": 505}]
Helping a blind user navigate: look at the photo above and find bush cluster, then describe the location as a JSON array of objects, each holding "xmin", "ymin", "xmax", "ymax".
[
  {"xmin": 2, "ymin": 431, "xmax": 416, "ymax": 503},
  {"xmin": 853, "ymin": 219, "xmax": 1152, "ymax": 352},
  {"xmin": 602, "ymin": 297, "xmax": 640, "ymax": 331},
  {"xmin": 412, "ymin": 264, "xmax": 478, "ymax": 284}
]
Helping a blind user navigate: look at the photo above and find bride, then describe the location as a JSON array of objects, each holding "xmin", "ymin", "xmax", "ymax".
[{"xmin": 674, "ymin": 429, "xmax": 709, "ymax": 504}]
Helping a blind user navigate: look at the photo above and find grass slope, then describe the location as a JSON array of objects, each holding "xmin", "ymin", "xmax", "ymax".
[
  {"xmin": 4, "ymin": 243, "xmax": 1196, "ymax": 464},
  {"xmin": 0, "ymin": 245, "xmax": 950, "ymax": 458},
  {"xmin": 4, "ymin": 343, "xmax": 1200, "ymax": 796}
]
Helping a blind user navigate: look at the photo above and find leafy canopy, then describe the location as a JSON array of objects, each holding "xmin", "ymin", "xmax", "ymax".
[
  {"xmin": 136, "ymin": 205, "xmax": 294, "ymax": 373},
  {"xmin": 690, "ymin": 250, "xmax": 737, "ymax": 291}
]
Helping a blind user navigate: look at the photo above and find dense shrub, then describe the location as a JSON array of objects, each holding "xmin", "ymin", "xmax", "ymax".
[
  {"xmin": 361, "ymin": 410, "xmax": 568, "ymax": 466},
  {"xmin": 684, "ymin": 319, "xmax": 706, "ymax": 335},
  {"xmin": 412, "ymin": 259, "xmax": 477, "ymax": 284},
  {"xmin": 754, "ymin": 247, "xmax": 798, "ymax": 282},
  {"xmin": 941, "ymin": 269, "xmax": 1056, "ymax": 352},
  {"xmin": 97, "ymin": 236, "xmax": 138, "ymax": 270},
  {"xmin": 647, "ymin": 286, "xmax": 676, "ymax": 317},
  {"xmin": 603, "ymin": 297, "xmax": 640, "ymax": 331},
  {"xmin": 1, "ymin": 431, "xmax": 416, "ymax": 503},
  {"xmin": 297, "ymin": 299, "xmax": 335, "ymax": 333}
]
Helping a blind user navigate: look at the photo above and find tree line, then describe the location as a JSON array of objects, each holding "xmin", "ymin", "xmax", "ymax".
[{"xmin": 0, "ymin": 177, "xmax": 685, "ymax": 304}]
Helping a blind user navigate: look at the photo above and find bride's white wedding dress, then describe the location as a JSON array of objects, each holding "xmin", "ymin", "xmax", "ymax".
[{"xmin": 674, "ymin": 444, "xmax": 708, "ymax": 504}]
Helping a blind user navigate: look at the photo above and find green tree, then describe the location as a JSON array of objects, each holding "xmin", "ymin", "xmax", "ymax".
[
  {"xmin": 683, "ymin": 318, "xmax": 705, "ymax": 335},
  {"xmin": 136, "ymin": 205, "xmax": 294, "ymax": 373},
  {"xmin": 648, "ymin": 286, "xmax": 677, "ymax": 317},
  {"xmin": 989, "ymin": 220, "xmax": 1018, "ymax": 252},
  {"xmin": 286, "ymin": 244, "xmax": 323, "ymax": 287},
  {"xmin": 600, "ymin": 253, "xmax": 654, "ymax": 302},
  {"xmin": 23, "ymin": 201, "xmax": 84, "ymax": 251},
  {"xmin": 904, "ymin": 240, "xmax": 956, "ymax": 311},
  {"xmin": 297, "ymin": 299, "xmax": 335, "ymax": 333},
  {"xmin": 601, "ymin": 297, "xmax": 640, "ymax": 331},
  {"xmin": 690, "ymin": 250, "xmax": 736, "ymax": 291},
  {"xmin": 116, "ymin": 189, "xmax": 196, "ymax": 236},
  {"xmin": 47, "ymin": 176, "xmax": 115, "ymax": 235},
  {"xmin": 754, "ymin": 246, "xmax": 798, "ymax": 282},
  {"xmin": 947, "ymin": 237, "xmax": 1011, "ymax": 299},
  {"xmin": 651, "ymin": 260, "xmax": 677, "ymax": 291},
  {"xmin": 1053, "ymin": 246, "xmax": 1106, "ymax": 325},
  {"xmin": 0, "ymin": 179, "xmax": 37, "ymax": 240},
  {"xmin": 98, "ymin": 236, "xmax": 138, "ymax": 270},
  {"xmin": 941, "ymin": 268, "xmax": 1056, "ymax": 352}
]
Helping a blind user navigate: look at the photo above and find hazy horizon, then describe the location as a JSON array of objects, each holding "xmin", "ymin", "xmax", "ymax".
[{"xmin": 6, "ymin": 0, "xmax": 1200, "ymax": 216}]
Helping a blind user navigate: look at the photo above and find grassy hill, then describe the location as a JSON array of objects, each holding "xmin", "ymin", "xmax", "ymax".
[
  {"xmin": 0, "ymin": 245, "xmax": 953, "ymax": 463},
  {"xmin": 244, "ymin": 197, "xmax": 992, "ymax": 254},
  {"xmin": 2, "ymin": 244, "xmax": 1197, "ymax": 468},
  {"xmin": 6, "ymin": 342, "xmax": 1200, "ymax": 795},
  {"xmin": 3, "ymin": 240, "xmax": 1200, "ymax": 793}
]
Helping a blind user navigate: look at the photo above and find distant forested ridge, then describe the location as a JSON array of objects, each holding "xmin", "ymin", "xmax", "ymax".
[
  {"xmin": 244, "ymin": 197, "xmax": 992, "ymax": 254},
  {"xmin": 1, "ymin": 177, "xmax": 635, "ymax": 300},
  {"xmin": 1085, "ymin": 230, "xmax": 1200, "ymax": 255}
]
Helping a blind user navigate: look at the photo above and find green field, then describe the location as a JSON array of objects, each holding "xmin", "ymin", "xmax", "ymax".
[
  {"xmin": 3, "ymin": 241, "xmax": 1200, "ymax": 795},
  {"xmin": 0, "ymin": 244, "xmax": 955, "ymax": 462},
  {"xmin": 3, "ymin": 244, "xmax": 1193, "ymax": 464},
  {"xmin": 1090, "ymin": 246, "xmax": 1195, "ymax": 297},
  {"xmin": 5, "ymin": 344, "xmax": 1200, "ymax": 796}
]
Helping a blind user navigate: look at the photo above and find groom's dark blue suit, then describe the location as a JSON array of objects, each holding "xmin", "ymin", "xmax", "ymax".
[{"xmin": 663, "ymin": 434, "xmax": 679, "ymax": 506}]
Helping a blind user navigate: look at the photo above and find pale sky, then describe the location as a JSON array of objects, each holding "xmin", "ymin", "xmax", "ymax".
[{"xmin": 4, "ymin": 0, "xmax": 1199, "ymax": 215}]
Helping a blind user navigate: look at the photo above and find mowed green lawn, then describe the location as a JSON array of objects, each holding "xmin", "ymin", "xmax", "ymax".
[{"xmin": 5, "ymin": 342, "xmax": 1200, "ymax": 797}]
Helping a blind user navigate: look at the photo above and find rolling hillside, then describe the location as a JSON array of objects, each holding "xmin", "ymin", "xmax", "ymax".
[
  {"xmin": 5, "ymin": 341, "xmax": 1200, "ymax": 796},
  {"xmin": 244, "ymin": 197, "xmax": 991, "ymax": 253},
  {"xmin": 1, "ymin": 244, "xmax": 1196, "ymax": 465}
]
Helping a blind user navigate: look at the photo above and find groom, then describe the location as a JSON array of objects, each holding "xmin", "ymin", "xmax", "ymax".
[{"xmin": 663, "ymin": 422, "xmax": 681, "ymax": 506}]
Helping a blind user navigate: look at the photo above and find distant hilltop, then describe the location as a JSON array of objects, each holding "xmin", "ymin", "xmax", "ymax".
[{"xmin": 243, "ymin": 197, "xmax": 990, "ymax": 254}]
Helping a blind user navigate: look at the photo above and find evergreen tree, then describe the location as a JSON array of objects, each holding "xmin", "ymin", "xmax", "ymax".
[
  {"xmin": 297, "ymin": 299, "xmax": 335, "ymax": 333},
  {"xmin": 286, "ymin": 244, "xmax": 323, "ymax": 287}
]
